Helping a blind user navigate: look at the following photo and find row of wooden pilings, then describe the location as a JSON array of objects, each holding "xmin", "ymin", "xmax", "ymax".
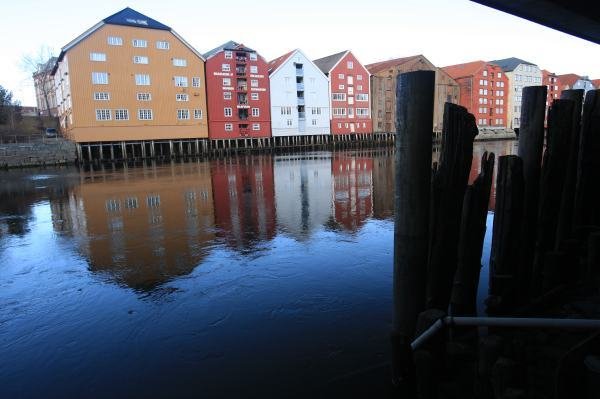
[
  {"xmin": 75, "ymin": 133, "xmax": 396, "ymax": 163},
  {"xmin": 391, "ymin": 70, "xmax": 600, "ymax": 397}
]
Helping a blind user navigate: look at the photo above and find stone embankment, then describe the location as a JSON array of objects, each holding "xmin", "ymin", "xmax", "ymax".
[{"xmin": 0, "ymin": 138, "xmax": 77, "ymax": 168}]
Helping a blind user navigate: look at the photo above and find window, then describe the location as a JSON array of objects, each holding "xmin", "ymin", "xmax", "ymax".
[
  {"xmin": 347, "ymin": 61, "xmax": 353, "ymax": 69},
  {"xmin": 135, "ymin": 74, "xmax": 150, "ymax": 86},
  {"xmin": 311, "ymin": 107, "xmax": 321, "ymax": 115},
  {"xmin": 281, "ymin": 106, "xmax": 292, "ymax": 115},
  {"xmin": 312, "ymin": 119, "xmax": 317, "ymax": 126},
  {"xmin": 357, "ymin": 74, "xmax": 363, "ymax": 81},
  {"xmin": 138, "ymin": 109, "xmax": 153, "ymax": 120},
  {"xmin": 176, "ymin": 93, "xmax": 189, "ymax": 101},
  {"xmin": 332, "ymin": 93, "xmax": 346, "ymax": 101},
  {"xmin": 356, "ymin": 93, "xmax": 368, "ymax": 101},
  {"xmin": 357, "ymin": 85, "xmax": 363, "ymax": 91},
  {"xmin": 223, "ymin": 78, "xmax": 231, "ymax": 86},
  {"xmin": 108, "ymin": 36, "xmax": 123, "ymax": 46},
  {"xmin": 177, "ymin": 109, "xmax": 190, "ymax": 120},
  {"xmin": 137, "ymin": 93, "xmax": 151, "ymax": 101},
  {"xmin": 174, "ymin": 76, "xmax": 188, "ymax": 87},
  {"xmin": 222, "ymin": 63, "xmax": 231, "ymax": 72},
  {"xmin": 356, "ymin": 108, "xmax": 369, "ymax": 116},
  {"xmin": 249, "ymin": 53, "xmax": 257, "ymax": 61},
  {"xmin": 156, "ymin": 41, "xmax": 169, "ymax": 50},
  {"xmin": 250, "ymin": 65, "xmax": 258, "ymax": 74},
  {"xmin": 250, "ymin": 79, "xmax": 258, "ymax": 87},
  {"xmin": 286, "ymin": 119, "xmax": 293, "ymax": 126},
  {"xmin": 94, "ymin": 92, "xmax": 109, "ymax": 101},
  {"xmin": 251, "ymin": 93, "xmax": 259, "ymax": 100},
  {"xmin": 333, "ymin": 108, "xmax": 347, "ymax": 117},
  {"xmin": 90, "ymin": 52, "xmax": 106, "ymax": 61},
  {"xmin": 338, "ymin": 73, "xmax": 345, "ymax": 79},
  {"xmin": 92, "ymin": 72, "xmax": 109, "ymax": 85},
  {"xmin": 132, "ymin": 39, "xmax": 147, "ymax": 48},
  {"xmin": 224, "ymin": 107, "xmax": 232, "ymax": 117},
  {"xmin": 252, "ymin": 123, "xmax": 260, "ymax": 131},
  {"xmin": 194, "ymin": 109, "xmax": 203, "ymax": 119},
  {"xmin": 133, "ymin": 56, "xmax": 149, "ymax": 64},
  {"xmin": 482, "ymin": 70, "xmax": 488, "ymax": 77},
  {"xmin": 339, "ymin": 84, "xmax": 345, "ymax": 90},
  {"xmin": 225, "ymin": 123, "xmax": 233, "ymax": 131},
  {"xmin": 251, "ymin": 108, "xmax": 259, "ymax": 117},
  {"xmin": 173, "ymin": 58, "xmax": 187, "ymax": 67},
  {"xmin": 348, "ymin": 87, "xmax": 354, "ymax": 95},
  {"xmin": 223, "ymin": 92, "xmax": 232, "ymax": 100},
  {"xmin": 192, "ymin": 77, "xmax": 201, "ymax": 88},
  {"xmin": 224, "ymin": 51, "xmax": 233, "ymax": 59},
  {"xmin": 497, "ymin": 72, "xmax": 502, "ymax": 78},
  {"xmin": 115, "ymin": 109, "xmax": 129, "ymax": 120},
  {"xmin": 96, "ymin": 109, "xmax": 111, "ymax": 120},
  {"xmin": 338, "ymin": 123, "xmax": 342, "ymax": 128}
]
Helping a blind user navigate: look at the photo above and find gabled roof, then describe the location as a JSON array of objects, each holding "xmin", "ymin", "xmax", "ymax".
[
  {"xmin": 442, "ymin": 60, "xmax": 487, "ymax": 79},
  {"xmin": 365, "ymin": 55, "xmax": 424, "ymax": 74},
  {"xmin": 490, "ymin": 57, "xmax": 537, "ymax": 72},
  {"xmin": 556, "ymin": 73, "xmax": 583, "ymax": 87},
  {"xmin": 204, "ymin": 40, "xmax": 256, "ymax": 59},
  {"xmin": 103, "ymin": 7, "xmax": 170, "ymax": 30},
  {"xmin": 313, "ymin": 50, "xmax": 349, "ymax": 74},
  {"xmin": 268, "ymin": 49, "xmax": 296, "ymax": 75}
]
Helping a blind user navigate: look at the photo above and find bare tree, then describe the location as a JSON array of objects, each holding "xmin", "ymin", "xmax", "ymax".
[{"xmin": 21, "ymin": 46, "xmax": 56, "ymax": 118}]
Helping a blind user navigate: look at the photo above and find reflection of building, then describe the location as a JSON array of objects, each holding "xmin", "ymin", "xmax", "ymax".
[
  {"xmin": 274, "ymin": 153, "xmax": 333, "ymax": 239},
  {"xmin": 68, "ymin": 163, "xmax": 215, "ymax": 289},
  {"xmin": 211, "ymin": 155, "xmax": 276, "ymax": 250},
  {"xmin": 367, "ymin": 55, "xmax": 460, "ymax": 133},
  {"xmin": 332, "ymin": 154, "xmax": 373, "ymax": 230},
  {"xmin": 371, "ymin": 152, "xmax": 394, "ymax": 220}
]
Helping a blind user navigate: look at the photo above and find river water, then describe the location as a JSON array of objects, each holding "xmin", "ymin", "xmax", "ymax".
[{"xmin": 0, "ymin": 140, "xmax": 516, "ymax": 398}]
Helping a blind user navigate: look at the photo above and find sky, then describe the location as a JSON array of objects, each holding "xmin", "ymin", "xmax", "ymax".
[{"xmin": 2, "ymin": 0, "xmax": 599, "ymax": 106}]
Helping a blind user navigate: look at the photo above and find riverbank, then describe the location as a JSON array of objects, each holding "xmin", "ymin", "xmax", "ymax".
[{"xmin": 0, "ymin": 138, "xmax": 76, "ymax": 168}]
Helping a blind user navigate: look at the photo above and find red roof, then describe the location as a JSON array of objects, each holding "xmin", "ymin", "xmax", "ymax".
[
  {"xmin": 365, "ymin": 55, "xmax": 423, "ymax": 74},
  {"xmin": 556, "ymin": 73, "xmax": 581, "ymax": 88},
  {"xmin": 442, "ymin": 60, "xmax": 487, "ymax": 79},
  {"xmin": 268, "ymin": 49, "xmax": 296, "ymax": 75},
  {"xmin": 592, "ymin": 79, "xmax": 600, "ymax": 89}
]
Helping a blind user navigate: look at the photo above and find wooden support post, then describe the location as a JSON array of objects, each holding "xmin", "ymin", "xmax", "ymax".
[
  {"xmin": 488, "ymin": 156, "xmax": 524, "ymax": 313},
  {"xmin": 195, "ymin": 139, "xmax": 200, "ymax": 155},
  {"xmin": 573, "ymin": 89, "xmax": 600, "ymax": 229},
  {"xmin": 150, "ymin": 141, "xmax": 155, "ymax": 158},
  {"xmin": 555, "ymin": 90, "xmax": 584, "ymax": 247},
  {"xmin": 121, "ymin": 142, "xmax": 127, "ymax": 160},
  {"xmin": 169, "ymin": 140, "xmax": 174, "ymax": 159},
  {"xmin": 516, "ymin": 85, "xmax": 547, "ymax": 301},
  {"xmin": 393, "ymin": 71, "xmax": 435, "ymax": 339},
  {"xmin": 141, "ymin": 141, "xmax": 147, "ymax": 158},
  {"xmin": 451, "ymin": 151, "xmax": 495, "ymax": 316},
  {"xmin": 531, "ymin": 99, "xmax": 574, "ymax": 296},
  {"xmin": 426, "ymin": 102, "xmax": 478, "ymax": 311},
  {"xmin": 179, "ymin": 141, "xmax": 184, "ymax": 156},
  {"xmin": 110, "ymin": 144, "xmax": 115, "ymax": 161}
]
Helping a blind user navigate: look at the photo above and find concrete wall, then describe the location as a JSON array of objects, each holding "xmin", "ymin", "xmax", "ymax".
[{"xmin": 0, "ymin": 138, "xmax": 76, "ymax": 168}]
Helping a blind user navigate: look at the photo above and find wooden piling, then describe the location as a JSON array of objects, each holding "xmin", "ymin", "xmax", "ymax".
[
  {"xmin": 426, "ymin": 102, "xmax": 478, "ymax": 311},
  {"xmin": 531, "ymin": 99, "xmax": 574, "ymax": 296},
  {"xmin": 451, "ymin": 151, "xmax": 495, "ymax": 316},
  {"xmin": 516, "ymin": 85, "xmax": 547, "ymax": 303},
  {"xmin": 393, "ymin": 70, "xmax": 435, "ymax": 342}
]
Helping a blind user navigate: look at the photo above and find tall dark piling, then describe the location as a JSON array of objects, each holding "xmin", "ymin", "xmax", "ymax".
[
  {"xmin": 391, "ymin": 71, "xmax": 434, "ymax": 386},
  {"xmin": 573, "ymin": 89, "xmax": 600, "ymax": 230},
  {"xmin": 555, "ymin": 89, "xmax": 584, "ymax": 248},
  {"xmin": 489, "ymin": 155, "xmax": 524, "ymax": 312},
  {"xmin": 531, "ymin": 99, "xmax": 574, "ymax": 296},
  {"xmin": 426, "ymin": 103, "xmax": 478, "ymax": 311},
  {"xmin": 516, "ymin": 85, "xmax": 547, "ymax": 303},
  {"xmin": 451, "ymin": 151, "xmax": 495, "ymax": 316}
]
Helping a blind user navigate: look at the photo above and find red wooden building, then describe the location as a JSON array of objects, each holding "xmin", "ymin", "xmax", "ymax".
[
  {"xmin": 204, "ymin": 41, "xmax": 271, "ymax": 140},
  {"xmin": 314, "ymin": 51, "xmax": 373, "ymax": 135},
  {"xmin": 332, "ymin": 154, "xmax": 373, "ymax": 231},
  {"xmin": 442, "ymin": 61, "xmax": 509, "ymax": 128}
]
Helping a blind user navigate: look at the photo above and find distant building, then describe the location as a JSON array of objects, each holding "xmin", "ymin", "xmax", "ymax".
[
  {"xmin": 268, "ymin": 49, "xmax": 330, "ymax": 137},
  {"xmin": 51, "ymin": 7, "xmax": 208, "ymax": 143},
  {"xmin": 204, "ymin": 41, "xmax": 271, "ymax": 140},
  {"xmin": 541, "ymin": 70, "xmax": 562, "ymax": 125},
  {"xmin": 556, "ymin": 74, "xmax": 595, "ymax": 94},
  {"xmin": 593, "ymin": 79, "xmax": 600, "ymax": 89},
  {"xmin": 366, "ymin": 54, "xmax": 460, "ymax": 133},
  {"xmin": 33, "ymin": 57, "xmax": 58, "ymax": 117},
  {"xmin": 314, "ymin": 51, "xmax": 373, "ymax": 135},
  {"xmin": 442, "ymin": 61, "xmax": 509, "ymax": 129},
  {"xmin": 490, "ymin": 57, "xmax": 542, "ymax": 130}
]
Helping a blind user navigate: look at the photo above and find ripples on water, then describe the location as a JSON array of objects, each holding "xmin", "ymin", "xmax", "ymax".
[{"xmin": 0, "ymin": 141, "xmax": 516, "ymax": 398}]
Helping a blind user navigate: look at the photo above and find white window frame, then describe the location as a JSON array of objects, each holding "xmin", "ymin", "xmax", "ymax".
[
  {"xmin": 156, "ymin": 41, "xmax": 170, "ymax": 50},
  {"xmin": 225, "ymin": 123, "xmax": 233, "ymax": 131},
  {"xmin": 135, "ymin": 74, "xmax": 151, "ymax": 86},
  {"xmin": 176, "ymin": 93, "xmax": 189, "ymax": 102},
  {"xmin": 223, "ymin": 92, "xmax": 232, "ymax": 100},
  {"xmin": 222, "ymin": 78, "xmax": 231, "ymax": 86},
  {"xmin": 249, "ymin": 53, "xmax": 257, "ymax": 61},
  {"xmin": 115, "ymin": 109, "xmax": 129, "ymax": 121},
  {"xmin": 251, "ymin": 108, "xmax": 259, "ymax": 117},
  {"xmin": 192, "ymin": 77, "xmax": 201, "ymax": 88},
  {"xmin": 132, "ymin": 39, "xmax": 147, "ymax": 48},
  {"xmin": 138, "ymin": 109, "xmax": 153, "ymax": 120},
  {"xmin": 107, "ymin": 36, "xmax": 123, "ymax": 46},
  {"xmin": 251, "ymin": 93, "xmax": 259, "ymax": 100},
  {"xmin": 250, "ymin": 79, "xmax": 258, "ymax": 88},
  {"xmin": 94, "ymin": 92, "xmax": 109, "ymax": 101},
  {"xmin": 347, "ymin": 61, "xmax": 354, "ymax": 69},
  {"xmin": 222, "ymin": 63, "xmax": 231, "ymax": 72},
  {"xmin": 92, "ymin": 72, "xmax": 109, "ymax": 85},
  {"xmin": 193, "ymin": 109, "xmax": 203, "ymax": 119},
  {"xmin": 90, "ymin": 52, "xmax": 106, "ymax": 62},
  {"xmin": 224, "ymin": 51, "xmax": 233, "ymax": 59},
  {"xmin": 95, "ymin": 109, "xmax": 111, "ymax": 121},
  {"xmin": 137, "ymin": 93, "xmax": 151, "ymax": 101},
  {"xmin": 174, "ymin": 76, "xmax": 188, "ymax": 87},
  {"xmin": 252, "ymin": 123, "xmax": 260, "ymax": 131},
  {"xmin": 250, "ymin": 65, "xmax": 258, "ymax": 74},
  {"xmin": 133, "ymin": 56, "xmax": 149, "ymax": 64},
  {"xmin": 177, "ymin": 109, "xmax": 190, "ymax": 120},
  {"xmin": 224, "ymin": 107, "xmax": 232, "ymax": 117},
  {"xmin": 173, "ymin": 58, "xmax": 187, "ymax": 67}
]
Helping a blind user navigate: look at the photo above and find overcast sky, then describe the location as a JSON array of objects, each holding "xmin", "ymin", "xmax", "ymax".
[{"xmin": 2, "ymin": 0, "xmax": 599, "ymax": 106}]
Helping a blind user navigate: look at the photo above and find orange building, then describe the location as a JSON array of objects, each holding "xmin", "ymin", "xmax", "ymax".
[
  {"xmin": 443, "ymin": 61, "xmax": 509, "ymax": 129},
  {"xmin": 52, "ymin": 8, "xmax": 208, "ymax": 143}
]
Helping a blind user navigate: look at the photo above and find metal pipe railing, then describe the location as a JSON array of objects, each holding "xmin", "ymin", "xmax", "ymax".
[{"xmin": 411, "ymin": 316, "xmax": 600, "ymax": 350}]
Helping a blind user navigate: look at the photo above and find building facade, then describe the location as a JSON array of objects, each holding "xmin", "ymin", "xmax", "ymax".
[
  {"xmin": 314, "ymin": 51, "xmax": 372, "ymax": 135},
  {"xmin": 33, "ymin": 57, "xmax": 58, "ymax": 117},
  {"xmin": 204, "ymin": 41, "xmax": 271, "ymax": 140},
  {"xmin": 367, "ymin": 55, "xmax": 460, "ymax": 133},
  {"xmin": 51, "ymin": 8, "xmax": 208, "ymax": 143},
  {"xmin": 268, "ymin": 49, "xmax": 330, "ymax": 137},
  {"xmin": 442, "ymin": 61, "xmax": 509, "ymax": 128},
  {"xmin": 490, "ymin": 58, "xmax": 542, "ymax": 130},
  {"xmin": 556, "ymin": 74, "xmax": 595, "ymax": 94}
]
